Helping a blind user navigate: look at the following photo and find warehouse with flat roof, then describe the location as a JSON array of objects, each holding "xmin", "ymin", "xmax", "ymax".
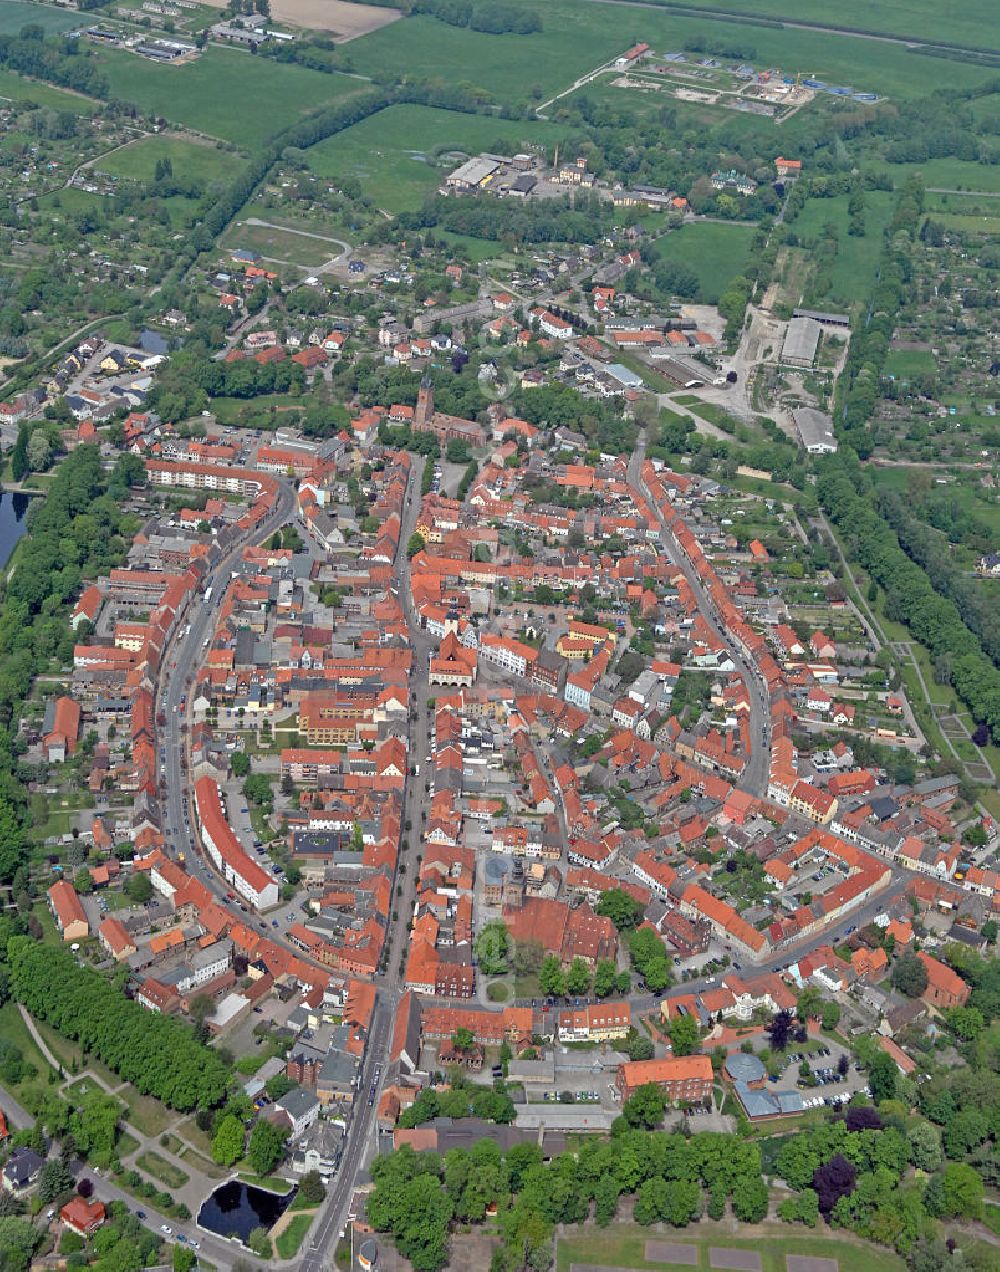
[
  {"xmin": 782, "ymin": 316, "xmax": 821, "ymax": 367},
  {"xmin": 445, "ymin": 156, "xmax": 502, "ymax": 191}
]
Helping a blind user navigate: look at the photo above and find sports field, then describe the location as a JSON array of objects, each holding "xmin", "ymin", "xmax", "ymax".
[
  {"xmin": 306, "ymin": 105, "xmax": 569, "ymax": 213},
  {"xmin": 0, "ymin": 0, "xmax": 80, "ymax": 34},
  {"xmin": 343, "ymin": 0, "xmax": 997, "ymax": 105},
  {"xmin": 90, "ymin": 46, "xmax": 362, "ymax": 149},
  {"xmin": 556, "ymin": 1226, "xmax": 906, "ymax": 1272},
  {"xmin": 95, "ymin": 136, "xmax": 246, "ymax": 184},
  {"xmin": 653, "ymin": 222, "xmax": 755, "ymax": 304}
]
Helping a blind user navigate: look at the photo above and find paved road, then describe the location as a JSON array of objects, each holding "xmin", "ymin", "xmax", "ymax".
[{"xmin": 628, "ymin": 431, "xmax": 771, "ymax": 796}]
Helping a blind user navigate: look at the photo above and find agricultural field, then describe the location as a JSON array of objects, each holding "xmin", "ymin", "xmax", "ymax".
[
  {"xmin": 578, "ymin": 0, "xmax": 1000, "ymax": 53},
  {"xmin": 0, "ymin": 0, "xmax": 80, "ymax": 34},
  {"xmin": 653, "ymin": 221, "xmax": 755, "ymax": 303},
  {"xmin": 306, "ymin": 105, "xmax": 569, "ymax": 213},
  {"xmin": 342, "ymin": 0, "xmax": 998, "ymax": 106},
  {"xmin": 89, "ymin": 45, "xmax": 361, "ymax": 148},
  {"xmin": 94, "ymin": 135, "xmax": 246, "ymax": 184},
  {"xmin": 785, "ymin": 191, "xmax": 894, "ymax": 312}
]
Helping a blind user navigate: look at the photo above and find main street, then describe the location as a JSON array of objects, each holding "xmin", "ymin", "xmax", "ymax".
[
  {"xmin": 628, "ymin": 431, "xmax": 771, "ymax": 796},
  {"xmin": 151, "ymin": 458, "xmax": 432, "ymax": 1270}
]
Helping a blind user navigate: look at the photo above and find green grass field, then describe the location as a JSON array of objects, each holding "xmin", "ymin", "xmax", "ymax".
[
  {"xmin": 0, "ymin": 0, "xmax": 81, "ymax": 34},
  {"xmin": 556, "ymin": 1225, "xmax": 906, "ymax": 1272},
  {"xmin": 883, "ymin": 348, "xmax": 936, "ymax": 377},
  {"xmin": 306, "ymin": 104, "xmax": 569, "ymax": 213},
  {"xmin": 95, "ymin": 135, "xmax": 246, "ymax": 184},
  {"xmin": 0, "ymin": 66, "xmax": 97, "ymax": 110},
  {"xmin": 275, "ymin": 1213, "xmax": 315, "ymax": 1259},
  {"xmin": 931, "ymin": 212, "xmax": 1000, "ymax": 236},
  {"xmin": 788, "ymin": 191, "xmax": 894, "ymax": 310},
  {"xmin": 135, "ymin": 1150, "xmax": 189, "ymax": 1189},
  {"xmin": 343, "ymin": 1, "xmax": 997, "ymax": 105},
  {"xmin": 653, "ymin": 221, "xmax": 755, "ymax": 303},
  {"xmin": 221, "ymin": 220, "xmax": 341, "ymax": 267},
  {"xmin": 878, "ymin": 158, "xmax": 1000, "ymax": 194},
  {"xmin": 91, "ymin": 46, "xmax": 361, "ymax": 149}
]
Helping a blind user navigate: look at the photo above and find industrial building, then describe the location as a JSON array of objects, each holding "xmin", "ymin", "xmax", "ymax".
[
  {"xmin": 792, "ymin": 407, "xmax": 837, "ymax": 454},
  {"xmin": 782, "ymin": 316, "xmax": 821, "ymax": 367}
]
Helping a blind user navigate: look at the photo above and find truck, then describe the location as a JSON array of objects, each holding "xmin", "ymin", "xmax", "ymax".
[{"xmin": 204, "ymin": 586, "xmax": 213, "ymax": 603}]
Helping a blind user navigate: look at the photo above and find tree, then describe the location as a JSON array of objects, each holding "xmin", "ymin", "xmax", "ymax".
[
  {"xmin": 926, "ymin": 1162, "xmax": 983, "ymax": 1219},
  {"xmin": 38, "ymin": 1159, "xmax": 73, "ymax": 1203},
  {"xmin": 407, "ymin": 532, "xmax": 426, "ymax": 558},
  {"xmin": 731, "ymin": 1175, "xmax": 768, "ymax": 1223},
  {"xmin": 475, "ymin": 921, "xmax": 509, "ymax": 975},
  {"xmin": 566, "ymin": 958, "xmax": 591, "ymax": 996},
  {"xmin": 452, "ymin": 1027, "xmax": 475, "ymax": 1054},
  {"xmin": 10, "ymin": 425, "xmax": 29, "ymax": 483},
  {"xmin": 812, "ymin": 1154, "xmax": 856, "ymax": 1217},
  {"xmin": 622, "ymin": 1028, "xmax": 654, "ymax": 1062},
  {"xmin": 243, "ymin": 774, "xmax": 273, "ymax": 812},
  {"xmin": 820, "ymin": 1000, "xmax": 841, "ymax": 1031},
  {"xmin": 891, "ymin": 949, "xmax": 928, "ymax": 998},
  {"xmin": 248, "ymin": 1118, "xmax": 288, "ymax": 1176},
  {"xmin": 248, "ymin": 1227, "xmax": 272, "ymax": 1258},
  {"xmin": 125, "ymin": 872, "xmax": 152, "ymax": 904},
  {"xmin": 596, "ymin": 888, "xmax": 643, "ymax": 931},
  {"xmin": 211, "ymin": 1114, "xmax": 245, "ymax": 1166},
  {"xmin": 867, "ymin": 1051, "xmax": 898, "ymax": 1105},
  {"xmin": 796, "ymin": 987, "xmax": 822, "ymax": 1022},
  {"xmin": 73, "ymin": 867, "xmax": 93, "ymax": 895},
  {"xmin": 621, "ymin": 1083, "xmax": 666, "ymax": 1129},
  {"xmin": 0, "ymin": 1217, "xmax": 39, "ymax": 1272},
  {"xmin": 593, "ymin": 959, "xmax": 618, "ymax": 998},
  {"xmin": 299, "ymin": 1170, "xmax": 326, "ymax": 1204},
  {"xmin": 668, "ymin": 1013, "xmax": 699, "ymax": 1057},
  {"xmin": 767, "ymin": 1009, "xmax": 794, "ymax": 1051},
  {"xmin": 778, "ymin": 1188, "xmax": 819, "ymax": 1227},
  {"xmin": 231, "ymin": 751, "xmax": 251, "ymax": 778},
  {"xmin": 907, "ymin": 1121, "xmax": 943, "ymax": 1172},
  {"xmin": 538, "ymin": 954, "xmax": 566, "ymax": 998},
  {"xmin": 173, "ymin": 1246, "xmax": 197, "ymax": 1272}
]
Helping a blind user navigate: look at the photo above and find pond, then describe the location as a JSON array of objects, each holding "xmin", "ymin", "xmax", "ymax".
[
  {"xmin": 197, "ymin": 1180, "xmax": 296, "ymax": 1244},
  {"xmin": 0, "ymin": 491, "xmax": 32, "ymax": 570}
]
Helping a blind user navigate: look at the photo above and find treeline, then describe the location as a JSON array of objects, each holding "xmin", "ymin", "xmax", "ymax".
[
  {"xmin": 0, "ymin": 27, "xmax": 109, "ymax": 98},
  {"xmin": 837, "ymin": 178, "xmax": 925, "ymax": 457},
  {"xmin": 397, "ymin": 191, "xmax": 614, "ymax": 246},
  {"xmin": 877, "ymin": 489, "xmax": 1000, "ymax": 669},
  {"xmin": 398, "ymin": 1082, "xmax": 516, "ymax": 1128},
  {"xmin": 818, "ymin": 455, "xmax": 1000, "ymax": 743},
  {"xmin": 412, "ymin": 0, "xmax": 542, "ymax": 33},
  {"xmin": 8, "ymin": 939, "xmax": 230, "ymax": 1111},
  {"xmin": 682, "ymin": 34, "xmax": 757, "ymax": 59},
  {"xmin": 368, "ymin": 1128, "xmax": 767, "ymax": 1272},
  {"xmin": 0, "ymin": 446, "xmax": 139, "ymax": 886}
]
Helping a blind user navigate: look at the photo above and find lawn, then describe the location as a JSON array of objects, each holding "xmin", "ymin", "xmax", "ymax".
[
  {"xmin": 653, "ymin": 222, "xmax": 755, "ymax": 304},
  {"xmin": 787, "ymin": 192, "xmax": 894, "ymax": 311},
  {"xmin": 306, "ymin": 104, "xmax": 569, "ymax": 213},
  {"xmin": 96, "ymin": 135, "xmax": 246, "ymax": 184},
  {"xmin": 123, "ymin": 1090, "xmax": 174, "ymax": 1138},
  {"xmin": 135, "ymin": 1150, "xmax": 189, "ymax": 1188},
  {"xmin": 90, "ymin": 46, "xmax": 362, "ymax": 149},
  {"xmin": 219, "ymin": 221, "xmax": 340, "ymax": 269},
  {"xmin": 275, "ymin": 1213, "xmax": 315, "ymax": 1258},
  {"xmin": 556, "ymin": 1224, "xmax": 906, "ymax": 1272},
  {"xmin": 0, "ymin": 1000, "xmax": 55, "ymax": 1100},
  {"xmin": 0, "ymin": 1, "xmax": 81, "ymax": 34},
  {"xmin": 931, "ymin": 212, "xmax": 1000, "ymax": 236},
  {"xmin": 343, "ymin": 1, "xmax": 996, "ymax": 105},
  {"xmin": 883, "ymin": 348, "xmax": 936, "ymax": 378}
]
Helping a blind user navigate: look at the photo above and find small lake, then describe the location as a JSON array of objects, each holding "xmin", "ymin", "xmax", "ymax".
[
  {"xmin": 197, "ymin": 1180, "xmax": 296, "ymax": 1245},
  {"xmin": 0, "ymin": 491, "xmax": 32, "ymax": 570}
]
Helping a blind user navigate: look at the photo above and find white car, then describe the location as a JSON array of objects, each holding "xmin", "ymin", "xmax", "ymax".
[{"xmin": 160, "ymin": 1225, "xmax": 172, "ymax": 1235}]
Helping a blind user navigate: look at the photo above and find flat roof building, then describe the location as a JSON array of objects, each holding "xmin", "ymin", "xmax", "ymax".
[
  {"xmin": 792, "ymin": 407, "xmax": 837, "ymax": 454},
  {"xmin": 782, "ymin": 316, "xmax": 821, "ymax": 367}
]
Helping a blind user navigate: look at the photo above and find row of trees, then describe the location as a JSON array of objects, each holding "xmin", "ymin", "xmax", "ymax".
[
  {"xmin": 412, "ymin": 0, "xmax": 542, "ymax": 33},
  {"xmin": 818, "ymin": 454, "xmax": 1000, "ymax": 742},
  {"xmin": 367, "ymin": 1124, "xmax": 768, "ymax": 1272},
  {"xmin": 8, "ymin": 938, "xmax": 230, "ymax": 1111}
]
